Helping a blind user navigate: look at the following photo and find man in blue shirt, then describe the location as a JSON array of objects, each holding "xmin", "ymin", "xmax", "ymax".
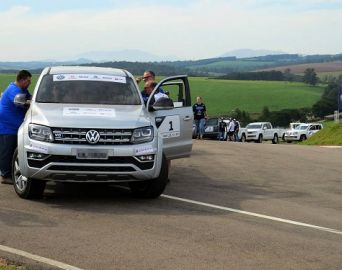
[{"xmin": 0, "ymin": 70, "xmax": 32, "ymax": 184}]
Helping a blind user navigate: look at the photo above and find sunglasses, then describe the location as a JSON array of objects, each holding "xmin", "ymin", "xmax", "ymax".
[{"xmin": 143, "ymin": 76, "xmax": 151, "ymax": 80}]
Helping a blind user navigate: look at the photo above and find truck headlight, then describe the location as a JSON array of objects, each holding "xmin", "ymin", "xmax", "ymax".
[
  {"xmin": 131, "ymin": 126, "xmax": 154, "ymax": 144},
  {"xmin": 29, "ymin": 124, "xmax": 54, "ymax": 142}
]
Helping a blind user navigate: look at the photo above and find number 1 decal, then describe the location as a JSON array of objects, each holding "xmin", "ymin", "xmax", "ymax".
[{"xmin": 158, "ymin": 116, "xmax": 180, "ymax": 138}]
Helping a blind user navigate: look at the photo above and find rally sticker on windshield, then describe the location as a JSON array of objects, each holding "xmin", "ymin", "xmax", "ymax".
[
  {"xmin": 158, "ymin": 115, "xmax": 180, "ymax": 138},
  {"xmin": 53, "ymin": 74, "xmax": 126, "ymax": 84},
  {"xmin": 63, "ymin": 107, "xmax": 116, "ymax": 117}
]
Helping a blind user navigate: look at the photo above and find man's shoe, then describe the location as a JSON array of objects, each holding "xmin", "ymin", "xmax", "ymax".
[{"xmin": 0, "ymin": 176, "xmax": 13, "ymax": 185}]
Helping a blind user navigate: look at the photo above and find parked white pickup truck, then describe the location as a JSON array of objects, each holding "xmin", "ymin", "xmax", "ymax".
[
  {"xmin": 284, "ymin": 123, "xmax": 323, "ymax": 142},
  {"xmin": 240, "ymin": 122, "xmax": 282, "ymax": 143}
]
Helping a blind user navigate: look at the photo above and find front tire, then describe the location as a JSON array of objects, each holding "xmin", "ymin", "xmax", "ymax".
[
  {"xmin": 256, "ymin": 134, "xmax": 263, "ymax": 143},
  {"xmin": 12, "ymin": 149, "xmax": 46, "ymax": 199},
  {"xmin": 240, "ymin": 134, "xmax": 246, "ymax": 143},
  {"xmin": 299, "ymin": 135, "xmax": 307, "ymax": 141},
  {"xmin": 129, "ymin": 155, "xmax": 169, "ymax": 198},
  {"xmin": 272, "ymin": 134, "xmax": 279, "ymax": 144}
]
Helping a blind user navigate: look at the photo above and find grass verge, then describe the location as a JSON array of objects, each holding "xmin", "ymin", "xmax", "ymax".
[
  {"xmin": 301, "ymin": 121, "xmax": 342, "ymax": 145},
  {"xmin": 0, "ymin": 258, "xmax": 26, "ymax": 270}
]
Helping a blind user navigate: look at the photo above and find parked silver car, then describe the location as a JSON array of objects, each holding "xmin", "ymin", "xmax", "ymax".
[{"xmin": 13, "ymin": 66, "xmax": 193, "ymax": 199}]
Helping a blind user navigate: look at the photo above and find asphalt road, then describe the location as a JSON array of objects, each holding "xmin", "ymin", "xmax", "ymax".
[{"xmin": 0, "ymin": 141, "xmax": 341, "ymax": 270}]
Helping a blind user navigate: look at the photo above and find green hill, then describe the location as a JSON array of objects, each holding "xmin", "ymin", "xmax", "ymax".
[{"xmin": 301, "ymin": 121, "xmax": 342, "ymax": 145}]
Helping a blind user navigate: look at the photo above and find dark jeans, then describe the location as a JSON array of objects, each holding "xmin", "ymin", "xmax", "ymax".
[{"xmin": 0, "ymin": 135, "xmax": 17, "ymax": 178}]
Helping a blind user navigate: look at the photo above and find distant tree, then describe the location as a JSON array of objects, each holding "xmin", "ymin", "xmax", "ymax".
[
  {"xmin": 303, "ymin": 68, "xmax": 318, "ymax": 86},
  {"xmin": 283, "ymin": 68, "xmax": 294, "ymax": 82},
  {"xmin": 230, "ymin": 108, "xmax": 251, "ymax": 126},
  {"xmin": 312, "ymin": 78, "xmax": 342, "ymax": 118},
  {"xmin": 259, "ymin": 106, "xmax": 271, "ymax": 121}
]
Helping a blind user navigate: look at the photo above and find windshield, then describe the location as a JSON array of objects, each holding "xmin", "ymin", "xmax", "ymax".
[
  {"xmin": 36, "ymin": 74, "xmax": 141, "ymax": 105},
  {"xmin": 247, "ymin": 124, "xmax": 262, "ymax": 129},
  {"xmin": 207, "ymin": 118, "xmax": 218, "ymax": 125},
  {"xmin": 297, "ymin": 125, "xmax": 309, "ymax": 130}
]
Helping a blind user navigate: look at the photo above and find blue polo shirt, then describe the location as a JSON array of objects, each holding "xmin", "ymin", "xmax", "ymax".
[
  {"xmin": 0, "ymin": 82, "xmax": 31, "ymax": 135},
  {"xmin": 141, "ymin": 87, "xmax": 165, "ymax": 103}
]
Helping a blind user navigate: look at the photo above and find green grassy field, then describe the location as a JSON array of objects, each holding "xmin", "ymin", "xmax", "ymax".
[
  {"xmin": 1, "ymin": 74, "xmax": 324, "ymax": 117},
  {"xmin": 188, "ymin": 78, "xmax": 324, "ymax": 116},
  {"xmin": 301, "ymin": 121, "xmax": 342, "ymax": 145}
]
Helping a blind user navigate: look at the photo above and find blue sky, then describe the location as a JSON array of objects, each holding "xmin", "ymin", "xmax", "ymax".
[{"xmin": 0, "ymin": 0, "xmax": 342, "ymax": 61}]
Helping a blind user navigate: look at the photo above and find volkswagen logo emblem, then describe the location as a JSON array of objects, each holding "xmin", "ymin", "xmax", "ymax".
[
  {"xmin": 85, "ymin": 130, "xmax": 100, "ymax": 144},
  {"xmin": 56, "ymin": 75, "xmax": 65, "ymax": 80}
]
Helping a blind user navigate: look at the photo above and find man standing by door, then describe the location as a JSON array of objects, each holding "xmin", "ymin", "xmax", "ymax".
[
  {"xmin": 193, "ymin": 96, "xmax": 208, "ymax": 139},
  {"xmin": 0, "ymin": 70, "xmax": 32, "ymax": 184}
]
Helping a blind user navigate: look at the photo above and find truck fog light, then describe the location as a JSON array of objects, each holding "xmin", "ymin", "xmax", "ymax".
[
  {"xmin": 136, "ymin": 155, "xmax": 154, "ymax": 161},
  {"xmin": 27, "ymin": 152, "xmax": 49, "ymax": 160}
]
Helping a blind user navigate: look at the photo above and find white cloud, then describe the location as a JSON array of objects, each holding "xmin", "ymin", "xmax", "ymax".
[{"xmin": 0, "ymin": 1, "xmax": 341, "ymax": 61}]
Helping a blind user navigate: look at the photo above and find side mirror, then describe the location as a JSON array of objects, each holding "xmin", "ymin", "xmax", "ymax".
[
  {"xmin": 152, "ymin": 97, "xmax": 174, "ymax": 111},
  {"xmin": 14, "ymin": 93, "xmax": 29, "ymax": 106},
  {"xmin": 263, "ymin": 126, "xmax": 267, "ymax": 130}
]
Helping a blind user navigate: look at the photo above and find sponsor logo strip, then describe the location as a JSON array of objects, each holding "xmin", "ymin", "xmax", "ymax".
[{"xmin": 53, "ymin": 74, "xmax": 126, "ymax": 83}]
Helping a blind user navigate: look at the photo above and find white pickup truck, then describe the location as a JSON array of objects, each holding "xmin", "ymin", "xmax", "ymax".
[
  {"xmin": 284, "ymin": 123, "xmax": 323, "ymax": 142},
  {"xmin": 240, "ymin": 122, "xmax": 282, "ymax": 143}
]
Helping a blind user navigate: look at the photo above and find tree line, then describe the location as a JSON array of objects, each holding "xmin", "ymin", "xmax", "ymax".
[{"xmin": 216, "ymin": 68, "xmax": 319, "ymax": 85}]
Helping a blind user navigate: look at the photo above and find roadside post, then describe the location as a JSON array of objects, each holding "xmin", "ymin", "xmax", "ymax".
[
  {"xmin": 338, "ymin": 86, "xmax": 342, "ymax": 122},
  {"xmin": 334, "ymin": 111, "xmax": 339, "ymax": 123}
]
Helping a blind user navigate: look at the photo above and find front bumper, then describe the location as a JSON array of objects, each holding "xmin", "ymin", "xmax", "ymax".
[
  {"xmin": 18, "ymin": 138, "xmax": 162, "ymax": 183},
  {"xmin": 246, "ymin": 134, "xmax": 258, "ymax": 140},
  {"xmin": 284, "ymin": 135, "xmax": 300, "ymax": 141}
]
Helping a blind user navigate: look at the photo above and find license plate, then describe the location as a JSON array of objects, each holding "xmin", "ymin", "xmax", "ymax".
[
  {"xmin": 205, "ymin": 126, "xmax": 213, "ymax": 132},
  {"xmin": 76, "ymin": 149, "xmax": 109, "ymax": 159}
]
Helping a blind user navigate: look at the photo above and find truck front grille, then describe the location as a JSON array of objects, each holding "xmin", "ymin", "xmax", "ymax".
[{"xmin": 51, "ymin": 128, "xmax": 133, "ymax": 145}]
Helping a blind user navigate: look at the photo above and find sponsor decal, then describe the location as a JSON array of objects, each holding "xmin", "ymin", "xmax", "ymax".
[
  {"xmin": 28, "ymin": 143, "xmax": 48, "ymax": 154},
  {"xmin": 161, "ymin": 132, "xmax": 180, "ymax": 139},
  {"xmin": 56, "ymin": 74, "xmax": 65, "ymax": 80},
  {"xmin": 135, "ymin": 145, "xmax": 154, "ymax": 155},
  {"xmin": 63, "ymin": 107, "xmax": 116, "ymax": 117},
  {"xmin": 53, "ymin": 74, "xmax": 126, "ymax": 83}
]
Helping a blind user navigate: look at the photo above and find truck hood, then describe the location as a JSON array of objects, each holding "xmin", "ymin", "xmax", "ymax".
[{"xmin": 29, "ymin": 103, "xmax": 152, "ymax": 129}]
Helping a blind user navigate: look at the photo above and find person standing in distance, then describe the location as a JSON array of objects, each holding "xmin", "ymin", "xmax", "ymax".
[
  {"xmin": 193, "ymin": 96, "xmax": 208, "ymax": 139},
  {"xmin": 0, "ymin": 70, "xmax": 32, "ymax": 184}
]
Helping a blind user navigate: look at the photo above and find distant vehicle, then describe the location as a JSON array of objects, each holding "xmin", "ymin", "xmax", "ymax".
[
  {"xmin": 241, "ymin": 122, "xmax": 282, "ymax": 143},
  {"xmin": 203, "ymin": 117, "xmax": 220, "ymax": 139},
  {"xmin": 281, "ymin": 122, "xmax": 306, "ymax": 141},
  {"xmin": 289, "ymin": 122, "xmax": 304, "ymax": 130},
  {"xmin": 284, "ymin": 123, "xmax": 323, "ymax": 142}
]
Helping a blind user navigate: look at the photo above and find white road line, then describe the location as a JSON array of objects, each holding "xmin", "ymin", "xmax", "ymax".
[
  {"xmin": 0, "ymin": 244, "xmax": 84, "ymax": 270},
  {"xmin": 161, "ymin": 194, "xmax": 342, "ymax": 236}
]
